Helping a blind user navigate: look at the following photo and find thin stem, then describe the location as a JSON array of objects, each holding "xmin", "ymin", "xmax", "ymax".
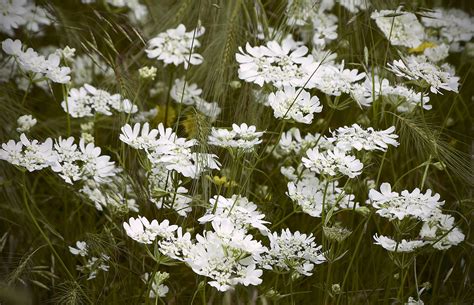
[
  {"xmin": 21, "ymin": 173, "xmax": 75, "ymax": 281},
  {"xmin": 164, "ymin": 69, "xmax": 175, "ymax": 127},
  {"xmin": 21, "ymin": 78, "xmax": 32, "ymax": 106},
  {"xmin": 62, "ymin": 84, "xmax": 71, "ymax": 136}
]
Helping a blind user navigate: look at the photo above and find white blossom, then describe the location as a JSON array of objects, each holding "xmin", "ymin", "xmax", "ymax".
[
  {"xmin": 302, "ymin": 146, "xmax": 363, "ymax": 178},
  {"xmin": 373, "ymin": 234, "xmax": 426, "ymax": 252},
  {"xmin": 387, "ymin": 55, "xmax": 460, "ymax": 94},
  {"xmin": 261, "ymin": 229, "xmax": 326, "ymax": 276},
  {"xmin": 267, "ymin": 86, "xmax": 322, "ymax": 124},
  {"xmin": 16, "ymin": 114, "xmax": 36, "ymax": 132},
  {"xmin": 146, "ymin": 24, "xmax": 205, "ymax": 69}
]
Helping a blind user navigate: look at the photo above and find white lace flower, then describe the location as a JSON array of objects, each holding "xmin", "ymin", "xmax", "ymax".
[
  {"xmin": 267, "ymin": 86, "xmax": 322, "ymax": 124},
  {"xmin": 302, "ymin": 146, "xmax": 363, "ymax": 178},
  {"xmin": 420, "ymin": 213, "xmax": 465, "ymax": 250},
  {"xmin": 62, "ymin": 84, "xmax": 137, "ymax": 118},
  {"xmin": 0, "ymin": 134, "xmax": 56, "ymax": 172},
  {"xmin": 146, "ymin": 24, "xmax": 205, "ymax": 69},
  {"xmin": 2, "ymin": 39, "xmax": 70, "ymax": 83},
  {"xmin": 16, "ymin": 114, "xmax": 37, "ymax": 133},
  {"xmin": 199, "ymin": 195, "xmax": 269, "ymax": 234},
  {"xmin": 304, "ymin": 60, "xmax": 366, "ymax": 96},
  {"xmin": 351, "ymin": 76, "xmax": 432, "ymax": 112},
  {"xmin": 123, "ymin": 216, "xmax": 177, "ymax": 244},
  {"xmin": 119, "ymin": 122, "xmax": 159, "ymax": 150},
  {"xmin": 338, "ymin": 0, "xmax": 369, "ymax": 13},
  {"xmin": 275, "ymin": 128, "xmax": 329, "ymax": 158},
  {"xmin": 421, "ymin": 8, "xmax": 474, "ymax": 50},
  {"xmin": 311, "ymin": 12, "xmax": 338, "ymax": 47},
  {"xmin": 387, "ymin": 55, "xmax": 460, "ymax": 94},
  {"xmin": 371, "ymin": 9, "xmax": 425, "ymax": 48},
  {"xmin": 373, "ymin": 234, "xmax": 426, "ymax": 252},
  {"xmin": 142, "ymin": 272, "xmax": 170, "ymax": 298},
  {"xmin": 236, "ymin": 40, "xmax": 313, "ymax": 88},
  {"xmin": 209, "ymin": 123, "xmax": 263, "ymax": 151},
  {"xmin": 368, "ymin": 183, "xmax": 444, "ymax": 221},
  {"xmin": 170, "ymin": 77, "xmax": 202, "ymax": 105},
  {"xmin": 374, "ymin": 234, "xmax": 426, "ymax": 252},
  {"xmin": 0, "ymin": 0, "xmax": 51, "ymax": 35},
  {"xmin": 424, "ymin": 44, "xmax": 449, "ymax": 62},
  {"xmin": 327, "ymin": 124, "xmax": 399, "ymax": 152},
  {"xmin": 261, "ymin": 229, "xmax": 326, "ymax": 276},
  {"xmin": 78, "ymin": 139, "xmax": 118, "ymax": 183},
  {"xmin": 287, "ymin": 175, "xmax": 357, "ymax": 218}
]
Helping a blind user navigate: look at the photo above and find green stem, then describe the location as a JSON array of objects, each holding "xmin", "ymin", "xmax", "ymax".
[
  {"xmin": 21, "ymin": 78, "xmax": 32, "ymax": 106},
  {"xmin": 62, "ymin": 84, "xmax": 71, "ymax": 136},
  {"xmin": 271, "ymin": 209, "xmax": 297, "ymax": 230},
  {"xmin": 21, "ymin": 173, "xmax": 75, "ymax": 281},
  {"xmin": 164, "ymin": 69, "xmax": 175, "ymax": 127}
]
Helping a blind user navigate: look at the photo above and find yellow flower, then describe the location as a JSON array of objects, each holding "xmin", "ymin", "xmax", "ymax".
[
  {"xmin": 207, "ymin": 175, "xmax": 238, "ymax": 187},
  {"xmin": 408, "ymin": 41, "xmax": 437, "ymax": 53}
]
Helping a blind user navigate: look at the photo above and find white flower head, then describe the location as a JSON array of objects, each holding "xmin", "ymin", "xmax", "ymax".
[
  {"xmin": 209, "ymin": 123, "xmax": 263, "ymax": 152},
  {"xmin": 16, "ymin": 114, "xmax": 37, "ymax": 133},
  {"xmin": 388, "ymin": 55, "xmax": 460, "ymax": 94},
  {"xmin": 261, "ymin": 229, "xmax": 326, "ymax": 276},
  {"xmin": 267, "ymin": 86, "xmax": 322, "ymax": 124},
  {"xmin": 369, "ymin": 183, "xmax": 444, "ymax": 221},
  {"xmin": 373, "ymin": 234, "xmax": 426, "ymax": 253},
  {"xmin": 146, "ymin": 24, "xmax": 205, "ymax": 69},
  {"xmin": 302, "ymin": 146, "xmax": 363, "ymax": 178}
]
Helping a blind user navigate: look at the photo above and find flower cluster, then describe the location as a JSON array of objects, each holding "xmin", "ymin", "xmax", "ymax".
[
  {"xmin": 2, "ymin": 39, "xmax": 71, "ymax": 83},
  {"xmin": 261, "ymin": 229, "xmax": 326, "ymax": 276},
  {"xmin": 267, "ymin": 86, "xmax": 322, "ymax": 124},
  {"xmin": 327, "ymin": 124, "xmax": 399, "ymax": 152},
  {"xmin": 69, "ymin": 240, "xmax": 111, "ymax": 280},
  {"xmin": 146, "ymin": 24, "xmax": 205, "ymax": 69},
  {"xmin": 287, "ymin": 173, "xmax": 357, "ymax": 218},
  {"xmin": 351, "ymin": 76, "xmax": 432, "ymax": 112},
  {"xmin": 170, "ymin": 77, "xmax": 221, "ymax": 121},
  {"xmin": 369, "ymin": 183, "xmax": 465, "ymax": 252},
  {"xmin": 120, "ymin": 122, "xmax": 220, "ymax": 179},
  {"xmin": 236, "ymin": 39, "xmax": 313, "ymax": 88},
  {"xmin": 208, "ymin": 123, "xmax": 264, "ymax": 152},
  {"xmin": 62, "ymin": 84, "xmax": 137, "ymax": 118},
  {"xmin": 302, "ymin": 147, "xmax": 363, "ymax": 178},
  {"xmin": 371, "ymin": 9, "xmax": 425, "ymax": 48},
  {"xmin": 16, "ymin": 114, "xmax": 37, "ymax": 133},
  {"xmin": 199, "ymin": 195, "xmax": 269, "ymax": 234},
  {"xmin": 388, "ymin": 55, "xmax": 459, "ymax": 94},
  {"xmin": 0, "ymin": 134, "xmax": 55, "ymax": 172},
  {"xmin": 0, "ymin": 0, "xmax": 51, "ymax": 36}
]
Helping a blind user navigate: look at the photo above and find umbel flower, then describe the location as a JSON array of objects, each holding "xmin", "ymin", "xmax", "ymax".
[
  {"xmin": 287, "ymin": 174, "xmax": 357, "ymax": 218},
  {"xmin": 369, "ymin": 183, "xmax": 465, "ymax": 251},
  {"xmin": 146, "ymin": 24, "xmax": 205, "ymax": 69},
  {"xmin": 2, "ymin": 39, "xmax": 70, "ymax": 83},
  {"xmin": 236, "ymin": 39, "xmax": 313, "ymax": 88},
  {"xmin": 198, "ymin": 195, "xmax": 269, "ymax": 234},
  {"xmin": 387, "ymin": 55, "xmax": 459, "ymax": 94},
  {"xmin": 261, "ymin": 229, "xmax": 326, "ymax": 276},
  {"xmin": 267, "ymin": 86, "xmax": 323, "ymax": 124},
  {"xmin": 0, "ymin": 0, "xmax": 51, "ymax": 36},
  {"xmin": 302, "ymin": 146, "xmax": 363, "ymax": 178},
  {"xmin": 62, "ymin": 84, "xmax": 138, "ymax": 118},
  {"xmin": 208, "ymin": 123, "xmax": 264, "ymax": 152},
  {"xmin": 371, "ymin": 9, "xmax": 425, "ymax": 48}
]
